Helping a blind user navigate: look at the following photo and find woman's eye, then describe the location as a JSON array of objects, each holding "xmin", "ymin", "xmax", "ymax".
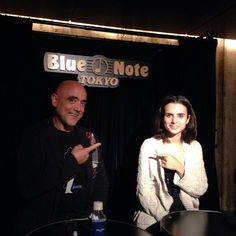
[{"xmin": 178, "ymin": 114, "xmax": 185, "ymax": 118}]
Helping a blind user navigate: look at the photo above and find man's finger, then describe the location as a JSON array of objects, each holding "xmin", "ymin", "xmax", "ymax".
[{"xmin": 86, "ymin": 143, "xmax": 101, "ymax": 152}]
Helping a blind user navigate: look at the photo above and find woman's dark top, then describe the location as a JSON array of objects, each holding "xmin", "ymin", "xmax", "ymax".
[{"xmin": 164, "ymin": 169, "xmax": 185, "ymax": 212}]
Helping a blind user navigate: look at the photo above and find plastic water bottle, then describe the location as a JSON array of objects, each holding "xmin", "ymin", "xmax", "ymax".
[{"xmin": 90, "ymin": 201, "xmax": 107, "ymax": 236}]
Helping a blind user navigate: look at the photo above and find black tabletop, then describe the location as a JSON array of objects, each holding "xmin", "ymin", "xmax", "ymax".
[
  {"xmin": 25, "ymin": 218, "xmax": 153, "ymax": 236},
  {"xmin": 160, "ymin": 210, "xmax": 236, "ymax": 236}
]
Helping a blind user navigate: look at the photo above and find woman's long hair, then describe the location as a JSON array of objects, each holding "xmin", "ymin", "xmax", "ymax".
[{"xmin": 154, "ymin": 95, "xmax": 197, "ymax": 144}]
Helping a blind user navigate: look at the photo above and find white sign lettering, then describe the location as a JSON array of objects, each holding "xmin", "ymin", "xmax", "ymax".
[{"xmin": 44, "ymin": 52, "xmax": 149, "ymax": 88}]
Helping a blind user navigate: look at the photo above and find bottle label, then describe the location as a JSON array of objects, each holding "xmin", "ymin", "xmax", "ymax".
[{"xmin": 92, "ymin": 221, "xmax": 106, "ymax": 236}]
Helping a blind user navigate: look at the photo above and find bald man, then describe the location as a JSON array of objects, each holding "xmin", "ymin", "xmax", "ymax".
[{"xmin": 17, "ymin": 80, "xmax": 108, "ymax": 235}]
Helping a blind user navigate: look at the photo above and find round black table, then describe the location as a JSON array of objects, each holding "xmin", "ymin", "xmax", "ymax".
[
  {"xmin": 160, "ymin": 210, "xmax": 236, "ymax": 236},
  {"xmin": 25, "ymin": 218, "xmax": 153, "ymax": 236}
]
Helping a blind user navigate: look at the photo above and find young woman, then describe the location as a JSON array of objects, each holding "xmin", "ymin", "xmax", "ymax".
[{"xmin": 134, "ymin": 95, "xmax": 208, "ymax": 235}]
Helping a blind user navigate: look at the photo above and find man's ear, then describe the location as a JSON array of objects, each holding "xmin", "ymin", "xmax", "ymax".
[{"xmin": 51, "ymin": 93, "xmax": 58, "ymax": 107}]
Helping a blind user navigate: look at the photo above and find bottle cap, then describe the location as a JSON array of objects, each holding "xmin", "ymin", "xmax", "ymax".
[{"xmin": 93, "ymin": 201, "xmax": 103, "ymax": 211}]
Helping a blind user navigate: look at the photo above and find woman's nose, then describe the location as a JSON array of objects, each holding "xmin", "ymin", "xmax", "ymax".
[{"xmin": 171, "ymin": 116, "xmax": 177, "ymax": 123}]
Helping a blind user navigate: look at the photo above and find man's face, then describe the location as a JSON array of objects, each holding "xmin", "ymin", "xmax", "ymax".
[{"xmin": 51, "ymin": 82, "xmax": 87, "ymax": 131}]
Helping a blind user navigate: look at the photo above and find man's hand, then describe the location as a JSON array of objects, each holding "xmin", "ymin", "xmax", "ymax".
[{"xmin": 71, "ymin": 143, "xmax": 101, "ymax": 164}]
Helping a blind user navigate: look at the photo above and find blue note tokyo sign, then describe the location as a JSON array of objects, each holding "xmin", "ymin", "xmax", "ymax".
[{"xmin": 43, "ymin": 52, "xmax": 149, "ymax": 88}]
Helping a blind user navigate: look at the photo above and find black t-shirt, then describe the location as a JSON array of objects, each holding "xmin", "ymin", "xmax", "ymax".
[{"xmin": 55, "ymin": 129, "xmax": 90, "ymax": 219}]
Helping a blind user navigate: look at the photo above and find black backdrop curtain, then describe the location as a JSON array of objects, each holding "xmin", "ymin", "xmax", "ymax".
[{"xmin": 1, "ymin": 17, "xmax": 219, "ymax": 232}]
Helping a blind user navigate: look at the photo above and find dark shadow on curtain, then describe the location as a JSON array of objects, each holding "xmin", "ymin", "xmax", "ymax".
[{"xmin": 0, "ymin": 16, "xmax": 33, "ymax": 236}]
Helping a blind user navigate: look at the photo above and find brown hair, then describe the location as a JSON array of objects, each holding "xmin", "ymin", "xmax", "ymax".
[{"xmin": 154, "ymin": 95, "xmax": 197, "ymax": 144}]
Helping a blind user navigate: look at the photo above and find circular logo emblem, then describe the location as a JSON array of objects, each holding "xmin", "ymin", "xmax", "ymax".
[{"xmin": 92, "ymin": 57, "xmax": 108, "ymax": 75}]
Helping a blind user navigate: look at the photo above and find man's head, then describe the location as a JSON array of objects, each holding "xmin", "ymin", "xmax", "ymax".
[{"xmin": 51, "ymin": 80, "xmax": 87, "ymax": 131}]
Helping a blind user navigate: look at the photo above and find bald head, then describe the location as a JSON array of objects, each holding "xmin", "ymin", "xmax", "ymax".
[{"xmin": 56, "ymin": 80, "xmax": 86, "ymax": 95}]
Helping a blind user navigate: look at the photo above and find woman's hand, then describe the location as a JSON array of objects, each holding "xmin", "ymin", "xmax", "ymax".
[{"xmin": 159, "ymin": 154, "xmax": 185, "ymax": 177}]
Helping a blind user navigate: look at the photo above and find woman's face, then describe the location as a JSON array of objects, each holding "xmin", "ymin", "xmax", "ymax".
[{"xmin": 163, "ymin": 102, "xmax": 190, "ymax": 138}]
